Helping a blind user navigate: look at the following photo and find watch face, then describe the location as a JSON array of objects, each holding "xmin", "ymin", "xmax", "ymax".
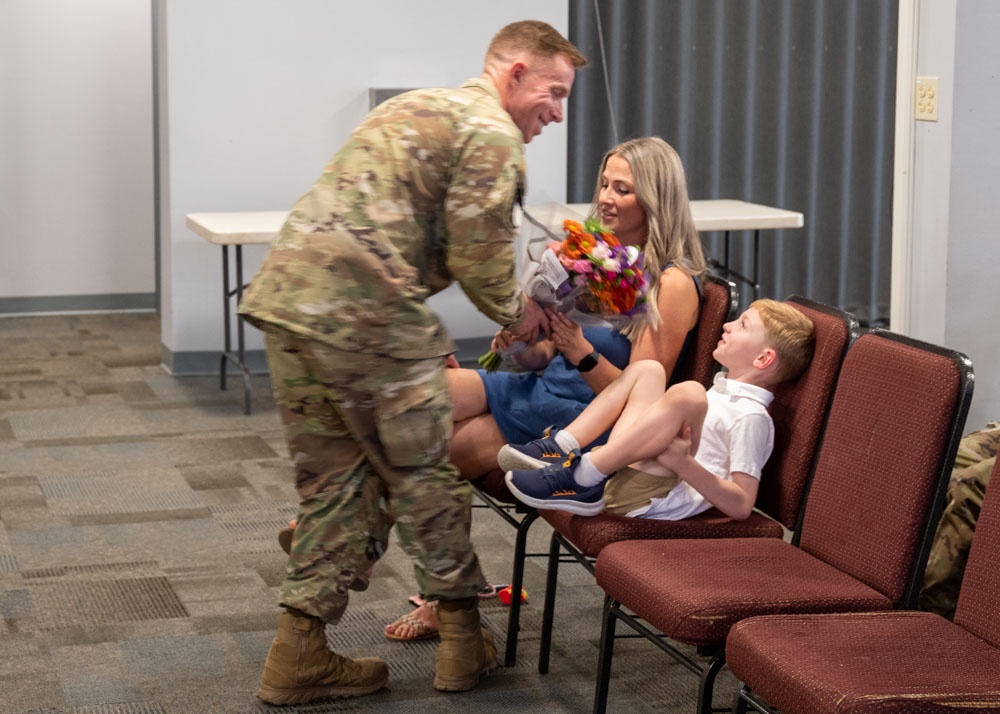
[{"xmin": 577, "ymin": 350, "xmax": 599, "ymax": 372}]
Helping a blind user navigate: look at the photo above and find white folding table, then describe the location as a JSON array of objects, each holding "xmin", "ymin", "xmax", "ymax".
[
  {"xmin": 569, "ymin": 199, "xmax": 804, "ymax": 300},
  {"xmin": 186, "ymin": 212, "xmax": 288, "ymax": 414},
  {"xmin": 188, "ymin": 200, "xmax": 803, "ymax": 413}
]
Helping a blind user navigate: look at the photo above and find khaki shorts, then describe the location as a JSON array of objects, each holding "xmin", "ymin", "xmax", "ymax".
[{"xmin": 603, "ymin": 466, "xmax": 680, "ymax": 516}]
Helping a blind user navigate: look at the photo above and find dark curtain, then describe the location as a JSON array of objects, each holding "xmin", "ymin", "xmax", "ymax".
[{"xmin": 567, "ymin": 0, "xmax": 897, "ymax": 325}]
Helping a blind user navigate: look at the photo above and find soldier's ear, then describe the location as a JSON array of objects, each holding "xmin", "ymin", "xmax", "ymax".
[{"xmin": 509, "ymin": 61, "xmax": 527, "ymax": 85}]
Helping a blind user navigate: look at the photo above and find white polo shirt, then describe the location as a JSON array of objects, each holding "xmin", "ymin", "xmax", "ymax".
[{"xmin": 627, "ymin": 372, "xmax": 775, "ymax": 521}]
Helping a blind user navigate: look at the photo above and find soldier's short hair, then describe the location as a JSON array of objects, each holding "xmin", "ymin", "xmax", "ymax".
[{"xmin": 486, "ymin": 20, "xmax": 587, "ymax": 69}]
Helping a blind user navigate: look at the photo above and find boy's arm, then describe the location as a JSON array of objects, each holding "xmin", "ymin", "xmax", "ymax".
[{"xmin": 656, "ymin": 426, "xmax": 760, "ymax": 520}]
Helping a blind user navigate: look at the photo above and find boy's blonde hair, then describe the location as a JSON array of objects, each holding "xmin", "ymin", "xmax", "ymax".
[{"xmin": 750, "ymin": 299, "xmax": 816, "ymax": 384}]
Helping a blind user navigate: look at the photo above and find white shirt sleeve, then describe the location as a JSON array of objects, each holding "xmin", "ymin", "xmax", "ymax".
[{"xmin": 724, "ymin": 412, "xmax": 774, "ymax": 481}]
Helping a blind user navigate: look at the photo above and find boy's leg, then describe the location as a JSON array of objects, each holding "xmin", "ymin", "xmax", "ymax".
[
  {"xmin": 589, "ymin": 380, "xmax": 707, "ymax": 476},
  {"xmin": 498, "ymin": 361, "xmax": 668, "ymax": 471},
  {"xmin": 561, "ymin": 360, "xmax": 668, "ymax": 447},
  {"xmin": 503, "ymin": 365, "xmax": 703, "ymax": 516}
]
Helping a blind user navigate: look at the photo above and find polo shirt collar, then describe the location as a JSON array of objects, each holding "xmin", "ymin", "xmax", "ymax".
[{"xmin": 711, "ymin": 371, "xmax": 775, "ymax": 408}]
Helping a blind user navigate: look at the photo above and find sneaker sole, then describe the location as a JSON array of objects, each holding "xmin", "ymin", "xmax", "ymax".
[
  {"xmin": 496, "ymin": 445, "xmax": 554, "ymax": 472},
  {"xmin": 503, "ymin": 472, "xmax": 605, "ymax": 516}
]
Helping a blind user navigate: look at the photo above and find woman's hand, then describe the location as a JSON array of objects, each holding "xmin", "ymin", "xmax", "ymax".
[{"xmin": 546, "ymin": 310, "xmax": 591, "ymax": 365}]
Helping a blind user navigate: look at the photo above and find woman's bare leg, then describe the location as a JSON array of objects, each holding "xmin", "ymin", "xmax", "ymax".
[
  {"xmin": 559, "ymin": 360, "xmax": 668, "ymax": 447},
  {"xmin": 451, "ymin": 413, "xmax": 508, "ymax": 480},
  {"xmin": 447, "ymin": 368, "xmax": 489, "ymax": 422}
]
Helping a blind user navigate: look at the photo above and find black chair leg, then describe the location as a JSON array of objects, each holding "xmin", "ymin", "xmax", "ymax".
[
  {"xmin": 592, "ymin": 595, "xmax": 619, "ymax": 714},
  {"xmin": 503, "ymin": 508, "xmax": 539, "ymax": 666},
  {"xmin": 697, "ymin": 651, "xmax": 728, "ymax": 714},
  {"xmin": 538, "ymin": 529, "xmax": 563, "ymax": 673},
  {"xmin": 734, "ymin": 685, "xmax": 774, "ymax": 714}
]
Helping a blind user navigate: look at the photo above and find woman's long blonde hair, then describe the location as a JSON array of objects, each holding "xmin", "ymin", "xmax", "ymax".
[{"xmin": 588, "ymin": 136, "xmax": 706, "ymax": 340}]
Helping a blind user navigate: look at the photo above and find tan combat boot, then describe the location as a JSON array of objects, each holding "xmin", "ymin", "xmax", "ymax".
[
  {"xmin": 256, "ymin": 606, "xmax": 388, "ymax": 705},
  {"xmin": 433, "ymin": 597, "xmax": 497, "ymax": 692}
]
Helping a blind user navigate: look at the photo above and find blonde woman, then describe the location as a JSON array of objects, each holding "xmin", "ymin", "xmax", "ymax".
[{"xmin": 386, "ymin": 136, "xmax": 709, "ymax": 640}]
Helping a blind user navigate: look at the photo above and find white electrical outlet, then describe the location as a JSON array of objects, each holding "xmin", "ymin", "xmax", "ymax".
[{"xmin": 916, "ymin": 77, "xmax": 939, "ymax": 122}]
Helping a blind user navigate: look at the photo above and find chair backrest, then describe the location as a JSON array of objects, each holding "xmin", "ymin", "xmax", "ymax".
[
  {"xmin": 755, "ymin": 296, "xmax": 858, "ymax": 530},
  {"xmin": 673, "ymin": 272, "xmax": 737, "ymax": 388},
  {"xmin": 954, "ymin": 461, "xmax": 1000, "ymax": 647},
  {"xmin": 797, "ymin": 330, "xmax": 974, "ymax": 608}
]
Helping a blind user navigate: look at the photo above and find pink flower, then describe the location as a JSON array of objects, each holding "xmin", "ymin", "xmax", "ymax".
[{"xmin": 589, "ymin": 241, "xmax": 612, "ymax": 261}]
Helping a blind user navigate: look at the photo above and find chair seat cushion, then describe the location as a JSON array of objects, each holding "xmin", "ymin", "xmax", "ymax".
[
  {"xmin": 595, "ymin": 538, "xmax": 892, "ymax": 646},
  {"xmin": 542, "ymin": 508, "xmax": 785, "ymax": 559},
  {"xmin": 727, "ymin": 611, "xmax": 1000, "ymax": 713}
]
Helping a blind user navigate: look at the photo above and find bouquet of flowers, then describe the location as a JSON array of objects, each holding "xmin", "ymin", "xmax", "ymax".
[{"xmin": 479, "ymin": 218, "xmax": 649, "ymax": 372}]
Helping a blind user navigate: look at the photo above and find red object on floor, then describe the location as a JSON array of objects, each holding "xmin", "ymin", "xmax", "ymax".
[{"xmin": 497, "ymin": 585, "xmax": 528, "ymax": 605}]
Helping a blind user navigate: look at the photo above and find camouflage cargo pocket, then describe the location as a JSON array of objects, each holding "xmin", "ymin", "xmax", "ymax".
[{"xmin": 375, "ymin": 367, "xmax": 451, "ymax": 469}]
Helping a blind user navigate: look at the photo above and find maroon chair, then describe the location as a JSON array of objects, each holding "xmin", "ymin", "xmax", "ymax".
[
  {"xmin": 671, "ymin": 272, "xmax": 741, "ymax": 386},
  {"xmin": 494, "ymin": 272, "xmax": 737, "ymax": 666},
  {"xmin": 592, "ymin": 330, "xmax": 974, "ymax": 714},
  {"xmin": 532, "ymin": 296, "xmax": 857, "ymax": 673},
  {"xmin": 727, "ymin": 459, "xmax": 1000, "ymax": 714}
]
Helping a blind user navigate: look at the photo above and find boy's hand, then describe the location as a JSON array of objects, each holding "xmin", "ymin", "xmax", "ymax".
[{"xmin": 656, "ymin": 425, "xmax": 695, "ymax": 475}]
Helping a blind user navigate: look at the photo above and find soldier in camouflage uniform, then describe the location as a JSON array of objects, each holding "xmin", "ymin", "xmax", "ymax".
[
  {"xmin": 918, "ymin": 421, "xmax": 1000, "ymax": 619},
  {"xmin": 239, "ymin": 20, "xmax": 587, "ymax": 705}
]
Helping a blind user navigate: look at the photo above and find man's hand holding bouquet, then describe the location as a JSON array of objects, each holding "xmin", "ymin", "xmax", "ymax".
[{"xmin": 479, "ymin": 217, "xmax": 650, "ymax": 372}]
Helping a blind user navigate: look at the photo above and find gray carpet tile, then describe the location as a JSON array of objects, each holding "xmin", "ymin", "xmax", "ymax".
[
  {"xmin": 0, "ymin": 314, "xmax": 743, "ymax": 714},
  {"xmin": 9, "ymin": 405, "xmax": 153, "ymax": 442}
]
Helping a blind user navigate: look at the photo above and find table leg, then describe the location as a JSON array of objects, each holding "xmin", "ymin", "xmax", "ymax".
[
  {"xmin": 221, "ymin": 245, "xmax": 231, "ymax": 392},
  {"xmin": 714, "ymin": 229, "xmax": 762, "ymax": 302},
  {"xmin": 752, "ymin": 229, "xmax": 761, "ymax": 301},
  {"xmin": 220, "ymin": 244, "xmax": 254, "ymax": 415},
  {"xmin": 724, "ymin": 229, "xmax": 731, "ymax": 275}
]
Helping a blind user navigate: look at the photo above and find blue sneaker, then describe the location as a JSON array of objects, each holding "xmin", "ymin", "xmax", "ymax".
[
  {"xmin": 497, "ymin": 425, "xmax": 570, "ymax": 471},
  {"xmin": 504, "ymin": 453, "xmax": 605, "ymax": 516}
]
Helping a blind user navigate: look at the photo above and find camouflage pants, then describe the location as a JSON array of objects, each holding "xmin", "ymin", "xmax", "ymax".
[
  {"xmin": 263, "ymin": 327, "xmax": 485, "ymax": 624},
  {"xmin": 918, "ymin": 421, "xmax": 999, "ymax": 619}
]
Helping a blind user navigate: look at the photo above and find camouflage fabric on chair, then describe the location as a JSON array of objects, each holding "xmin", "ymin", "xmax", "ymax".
[{"xmin": 918, "ymin": 421, "xmax": 1000, "ymax": 619}]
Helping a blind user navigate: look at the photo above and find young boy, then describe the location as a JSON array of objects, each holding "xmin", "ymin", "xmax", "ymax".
[{"xmin": 501, "ymin": 299, "xmax": 815, "ymax": 519}]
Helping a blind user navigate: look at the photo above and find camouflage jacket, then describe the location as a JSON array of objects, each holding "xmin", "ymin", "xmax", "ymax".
[{"xmin": 239, "ymin": 78, "xmax": 527, "ymax": 358}]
